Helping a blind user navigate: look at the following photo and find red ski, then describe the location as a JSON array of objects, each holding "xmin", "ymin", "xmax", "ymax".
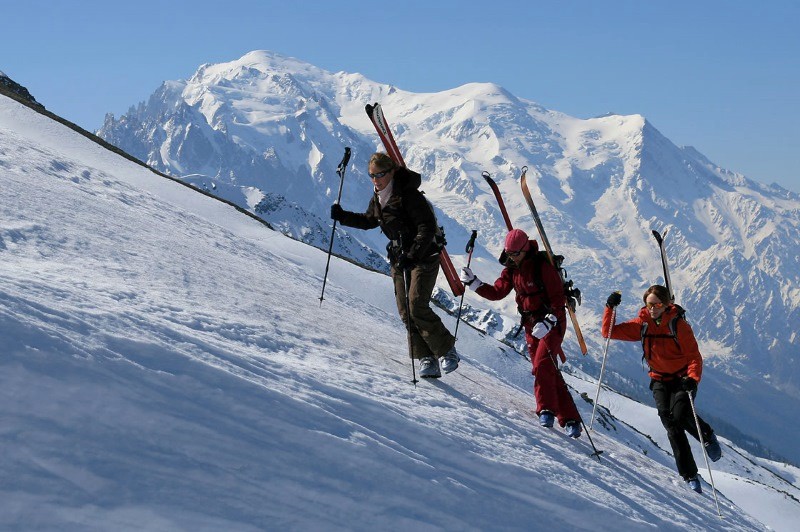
[
  {"xmin": 482, "ymin": 171, "xmax": 513, "ymax": 231},
  {"xmin": 365, "ymin": 103, "xmax": 464, "ymax": 297}
]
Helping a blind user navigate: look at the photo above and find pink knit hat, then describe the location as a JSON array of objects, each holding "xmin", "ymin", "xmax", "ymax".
[{"xmin": 504, "ymin": 229, "xmax": 530, "ymax": 253}]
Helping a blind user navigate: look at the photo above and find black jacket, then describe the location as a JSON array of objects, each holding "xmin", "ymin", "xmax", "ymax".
[{"xmin": 337, "ymin": 168, "xmax": 439, "ymax": 261}]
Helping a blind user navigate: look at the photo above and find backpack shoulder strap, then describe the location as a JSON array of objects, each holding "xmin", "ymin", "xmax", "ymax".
[
  {"xmin": 641, "ymin": 305, "xmax": 687, "ymax": 362},
  {"xmin": 667, "ymin": 305, "xmax": 687, "ymax": 340},
  {"xmin": 531, "ymin": 251, "xmax": 551, "ymax": 297}
]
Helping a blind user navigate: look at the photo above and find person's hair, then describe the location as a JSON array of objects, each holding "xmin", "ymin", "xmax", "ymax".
[
  {"xmin": 643, "ymin": 285, "xmax": 670, "ymax": 305},
  {"xmin": 369, "ymin": 153, "xmax": 396, "ymax": 172}
]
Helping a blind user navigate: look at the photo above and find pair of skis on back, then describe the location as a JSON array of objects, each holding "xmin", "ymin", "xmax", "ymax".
[{"xmin": 482, "ymin": 168, "xmax": 588, "ymax": 356}]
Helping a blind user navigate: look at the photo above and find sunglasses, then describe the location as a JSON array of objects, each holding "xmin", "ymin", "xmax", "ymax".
[
  {"xmin": 505, "ymin": 250, "xmax": 524, "ymax": 257},
  {"xmin": 369, "ymin": 169, "xmax": 392, "ymax": 179},
  {"xmin": 645, "ymin": 302, "xmax": 665, "ymax": 309}
]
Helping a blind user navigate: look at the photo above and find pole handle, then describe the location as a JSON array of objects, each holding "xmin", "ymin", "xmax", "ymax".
[
  {"xmin": 454, "ymin": 230, "xmax": 478, "ymax": 341},
  {"xmin": 337, "ymin": 147, "xmax": 351, "ymax": 176},
  {"xmin": 465, "ymin": 230, "xmax": 477, "ymax": 254}
]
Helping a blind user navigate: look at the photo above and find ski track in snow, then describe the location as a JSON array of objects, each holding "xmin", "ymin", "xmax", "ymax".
[{"xmin": 0, "ymin": 94, "xmax": 794, "ymax": 530}]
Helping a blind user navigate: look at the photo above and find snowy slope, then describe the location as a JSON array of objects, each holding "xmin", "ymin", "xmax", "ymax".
[
  {"xmin": 3, "ymin": 84, "xmax": 799, "ymax": 530},
  {"xmin": 97, "ymin": 51, "xmax": 800, "ymax": 466}
]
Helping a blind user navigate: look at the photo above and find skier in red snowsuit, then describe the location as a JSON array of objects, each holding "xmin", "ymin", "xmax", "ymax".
[{"xmin": 460, "ymin": 229, "xmax": 582, "ymax": 437}]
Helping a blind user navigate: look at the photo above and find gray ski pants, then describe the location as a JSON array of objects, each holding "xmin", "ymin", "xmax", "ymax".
[{"xmin": 392, "ymin": 257, "xmax": 455, "ymax": 360}]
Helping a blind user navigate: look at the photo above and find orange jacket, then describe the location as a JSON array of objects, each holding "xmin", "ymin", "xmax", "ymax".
[{"xmin": 601, "ymin": 305, "xmax": 703, "ymax": 382}]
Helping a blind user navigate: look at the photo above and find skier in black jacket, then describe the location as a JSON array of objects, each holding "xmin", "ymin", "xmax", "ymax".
[{"xmin": 331, "ymin": 152, "xmax": 460, "ymax": 378}]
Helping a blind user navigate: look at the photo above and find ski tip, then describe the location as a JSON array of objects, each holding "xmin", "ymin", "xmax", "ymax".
[
  {"xmin": 339, "ymin": 147, "xmax": 351, "ymax": 168},
  {"xmin": 365, "ymin": 103, "xmax": 375, "ymax": 115},
  {"xmin": 652, "ymin": 228, "xmax": 669, "ymax": 242},
  {"xmin": 652, "ymin": 231, "xmax": 665, "ymax": 245}
]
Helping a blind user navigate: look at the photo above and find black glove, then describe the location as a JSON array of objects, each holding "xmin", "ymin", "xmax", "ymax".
[
  {"xmin": 395, "ymin": 254, "xmax": 415, "ymax": 271},
  {"xmin": 681, "ymin": 377, "xmax": 697, "ymax": 393},
  {"xmin": 606, "ymin": 292, "xmax": 622, "ymax": 308},
  {"xmin": 330, "ymin": 203, "xmax": 344, "ymax": 221}
]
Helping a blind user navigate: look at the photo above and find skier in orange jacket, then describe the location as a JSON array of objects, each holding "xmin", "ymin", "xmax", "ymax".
[{"xmin": 602, "ymin": 285, "xmax": 722, "ymax": 493}]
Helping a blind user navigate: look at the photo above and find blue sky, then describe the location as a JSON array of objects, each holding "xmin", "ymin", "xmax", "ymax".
[{"xmin": 2, "ymin": 0, "xmax": 798, "ymax": 192}]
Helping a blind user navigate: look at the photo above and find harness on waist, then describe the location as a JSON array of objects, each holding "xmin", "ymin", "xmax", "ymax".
[
  {"xmin": 649, "ymin": 365, "xmax": 689, "ymax": 381},
  {"xmin": 512, "ymin": 307, "xmax": 553, "ymax": 339}
]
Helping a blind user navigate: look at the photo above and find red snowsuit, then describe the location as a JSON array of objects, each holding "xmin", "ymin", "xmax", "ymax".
[{"xmin": 475, "ymin": 241, "xmax": 580, "ymax": 426}]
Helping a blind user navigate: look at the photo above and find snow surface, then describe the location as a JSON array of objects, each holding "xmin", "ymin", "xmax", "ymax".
[{"xmin": 2, "ymin": 92, "xmax": 798, "ymax": 530}]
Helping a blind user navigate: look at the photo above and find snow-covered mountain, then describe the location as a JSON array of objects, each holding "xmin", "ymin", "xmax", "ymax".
[
  {"xmin": 97, "ymin": 51, "xmax": 800, "ymax": 466},
  {"xmin": 4, "ymin": 80, "xmax": 800, "ymax": 531}
]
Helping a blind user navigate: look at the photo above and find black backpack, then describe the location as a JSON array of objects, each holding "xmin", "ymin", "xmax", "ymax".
[{"xmin": 501, "ymin": 249, "xmax": 581, "ymax": 311}]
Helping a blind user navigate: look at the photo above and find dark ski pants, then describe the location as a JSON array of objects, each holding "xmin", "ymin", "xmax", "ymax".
[
  {"xmin": 651, "ymin": 379, "xmax": 714, "ymax": 480},
  {"xmin": 392, "ymin": 258, "xmax": 455, "ymax": 360},
  {"xmin": 527, "ymin": 331, "xmax": 580, "ymax": 426}
]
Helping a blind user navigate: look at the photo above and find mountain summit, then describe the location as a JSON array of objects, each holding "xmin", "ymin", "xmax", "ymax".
[{"xmin": 98, "ymin": 50, "xmax": 800, "ymax": 464}]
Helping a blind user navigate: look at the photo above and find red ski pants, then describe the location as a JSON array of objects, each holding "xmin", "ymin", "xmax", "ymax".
[{"xmin": 526, "ymin": 330, "xmax": 580, "ymax": 427}]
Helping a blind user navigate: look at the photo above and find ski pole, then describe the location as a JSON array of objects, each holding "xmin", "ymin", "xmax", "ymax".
[
  {"xmin": 319, "ymin": 147, "xmax": 351, "ymax": 305},
  {"xmin": 546, "ymin": 350, "xmax": 603, "ymax": 461},
  {"xmin": 687, "ymin": 391, "xmax": 722, "ymax": 517},
  {"xmin": 402, "ymin": 264, "xmax": 419, "ymax": 387},
  {"xmin": 590, "ymin": 294, "xmax": 619, "ymax": 430},
  {"xmin": 396, "ymin": 234, "xmax": 419, "ymax": 387},
  {"xmin": 454, "ymin": 230, "xmax": 478, "ymax": 340}
]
